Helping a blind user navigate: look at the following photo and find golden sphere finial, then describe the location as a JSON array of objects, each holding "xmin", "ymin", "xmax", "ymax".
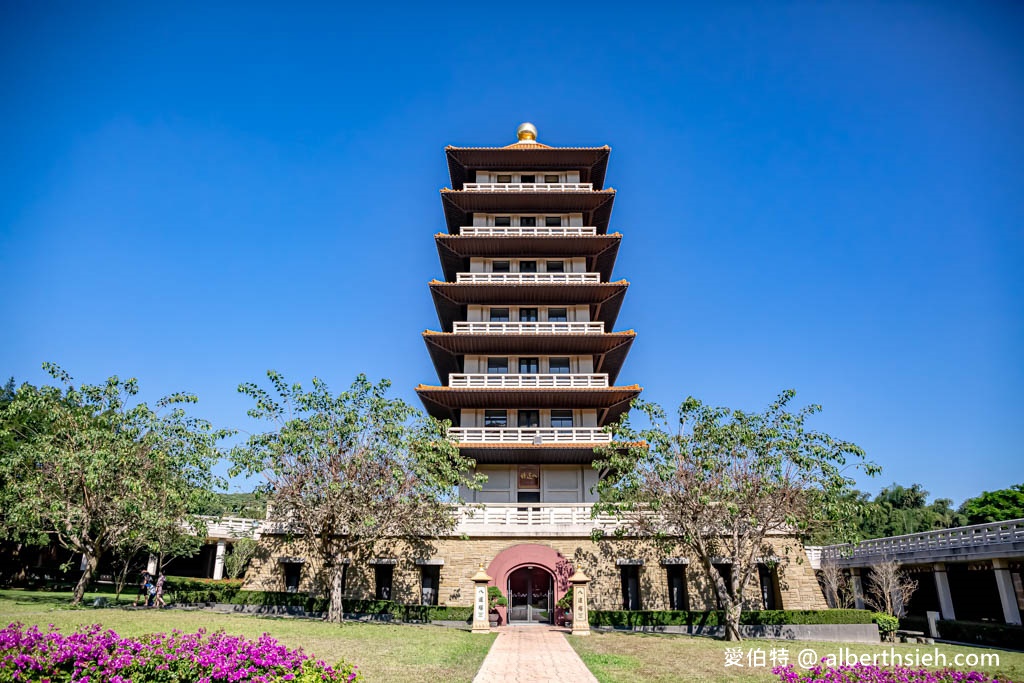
[{"xmin": 516, "ymin": 122, "xmax": 538, "ymax": 142}]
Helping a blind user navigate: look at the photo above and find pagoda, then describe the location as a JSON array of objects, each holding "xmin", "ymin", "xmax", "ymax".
[
  {"xmin": 417, "ymin": 122, "xmax": 639, "ymax": 491},
  {"xmin": 415, "ymin": 123, "xmax": 641, "ymax": 622}
]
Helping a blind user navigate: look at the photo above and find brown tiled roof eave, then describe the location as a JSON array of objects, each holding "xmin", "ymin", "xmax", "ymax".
[
  {"xmin": 415, "ymin": 385, "xmax": 641, "ymax": 425},
  {"xmin": 457, "ymin": 441, "xmax": 638, "ymax": 465},
  {"xmin": 428, "ymin": 284, "xmax": 626, "ymax": 335},
  {"xmin": 439, "ymin": 189, "xmax": 616, "ymax": 235},
  {"xmin": 422, "ymin": 330, "xmax": 636, "ymax": 385},
  {"xmin": 428, "ymin": 281, "xmax": 628, "ymax": 332},
  {"xmin": 435, "ymin": 233, "xmax": 621, "ymax": 282},
  {"xmin": 445, "ymin": 146, "xmax": 610, "ymax": 190}
]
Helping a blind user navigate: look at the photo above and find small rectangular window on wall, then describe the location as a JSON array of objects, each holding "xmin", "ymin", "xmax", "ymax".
[
  {"xmin": 420, "ymin": 565, "xmax": 440, "ymax": 606},
  {"xmin": 620, "ymin": 564, "xmax": 641, "ymax": 610},
  {"xmin": 758, "ymin": 564, "xmax": 779, "ymax": 610},
  {"xmin": 374, "ymin": 564, "xmax": 394, "ymax": 600},
  {"xmin": 282, "ymin": 562, "xmax": 302, "ymax": 593},
  {"xmin": 666, "ymin": 565, "xmax": 688, "ymax": 610}
]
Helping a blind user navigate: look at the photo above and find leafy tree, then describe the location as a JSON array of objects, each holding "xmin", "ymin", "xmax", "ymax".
[
  {"xmin": 594, "ymin": 390, "xmax": 877, "ymax": 641},
  {"xmin": 810, "ymin": 483, "xmax": 964, "ymax": 544},
  {"xmin": 0, "ymin": 363, "xmax": 228, "ymax": 604},
  {"xmin": 195, "ymin": 492, "xmax": 268, "ymax": 519},
  {"xmin": 224, "ymin": 538, "xmax": 260, "ymax": 579},
  {"xmin": 959, "ymin": 484, "xmax": 1024, "ymax": 525},
  {"xmin": 231, "ymin": 371, "xmax": 482, "ymax": 623}
]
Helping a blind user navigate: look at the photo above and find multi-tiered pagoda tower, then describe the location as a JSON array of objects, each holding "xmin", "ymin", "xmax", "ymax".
[
  {"xmin": 418, "ymin": 122, "xmax": 639, "ymax": 493},
  {"xmin": 416, "ymin": 123, "xmax": 640, "ymax": 622}
]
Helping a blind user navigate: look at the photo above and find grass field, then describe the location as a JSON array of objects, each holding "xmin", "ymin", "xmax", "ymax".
[
  {"xmin": 568, "ymin": 630, "xmax": 1024, "ymax": 682},
  {"xmin": 3, "ymin": 589, "xmax": 1021, "ymax": 682},
  {"xmin": 0, "ymin": 589, "xmax": 495, "ymax": 683}
]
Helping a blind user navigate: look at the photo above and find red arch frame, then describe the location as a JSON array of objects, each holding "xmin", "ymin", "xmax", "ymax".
[{"xmin": 485, "ymin": 543, "xmax": 574, "ymax": 624}]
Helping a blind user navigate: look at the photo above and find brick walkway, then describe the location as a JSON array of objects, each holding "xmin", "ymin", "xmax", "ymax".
[{"xmin": 472, "ymin": 625, "xmax": 598, "ymax": 683}]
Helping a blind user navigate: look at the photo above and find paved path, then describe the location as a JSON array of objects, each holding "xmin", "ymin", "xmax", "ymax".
[{"xmin": 472, "ymin": 625, "xmax": 598, "ymax": 683}]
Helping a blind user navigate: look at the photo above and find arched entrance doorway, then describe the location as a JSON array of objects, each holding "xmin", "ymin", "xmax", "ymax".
[{"xmin": 507, "ymin": 566, "xmax": 553, "ymax": 623}]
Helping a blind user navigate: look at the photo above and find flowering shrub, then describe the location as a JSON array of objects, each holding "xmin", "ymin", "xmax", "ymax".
[
  {"xmin": 773, "ymin": 663, "xmax": 1011, "ymax": 682},
  {"xmin": 0, "ymin": 622, "xmax": 361, "ymax": 682}
]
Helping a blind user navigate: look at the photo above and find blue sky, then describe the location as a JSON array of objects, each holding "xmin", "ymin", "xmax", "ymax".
[{"xmin": 2, "ymin": 2, "xmax": 1021, "ymax": 505}]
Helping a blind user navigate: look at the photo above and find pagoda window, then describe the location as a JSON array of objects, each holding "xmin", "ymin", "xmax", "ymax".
[
  {"xmin": 548, "ymin": 308, "xmax": 568, "ymax": 322},
  {"xmin": 549, "ymin": 358, "xmax": 570, "ymax": 374},
  {"xmin": 497, "ymin": 174, "xmax": 512, "ymax": 183},
  {"xmin": 489, "ymin": 308, "xmax": 510, "ymax": 322},
  {"xmin": 544, "ymin": 174, "xmax": 560, "ymax": 183},
  {"xmin": 546, "ymin": 261, "xmax": 564, "ymax": 273},
  {"xmin": 520, "ymin": 174, "xmax": 536, "ymax": 183},
  {"xmin": 519, "ymin": 358, "xmax": 539, "ymax": 374},
  {"xmin": 545, "ymin": 216, "xmax": 562, "ymax": 226},
  {"xmin": 484, "ymin": 410, "xmax": 508, "ymax": 428},
  {"xmin": 494, "ymin": 216, "xmax": 511, "ymax": 226},
  {"xmin": 487, "ymin": 358, "xmax": 509, "ymax": 374},
  {"xmin": 519, "ymin": 308, "xmax": 538, "ymax": 322},
  {"xmin": 519, "ymin": 216, "xmax": 537, "ymax": 227},
  {"xmin": 551, "ymin": 410, "xmax": 574, "ymax": 428},
  {"xmin": 519, "ymin": 261, "xmax": 538, "ymax": 273},
  {"xmin": 518, "ymin": 410, "xmax": 540, "ymax": 428},
  {"xmin": 492, "ymin": 261, "xmax": 511, "ymax": 273}
]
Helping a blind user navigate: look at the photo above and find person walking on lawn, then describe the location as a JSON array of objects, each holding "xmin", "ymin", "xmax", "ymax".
[
  {"xmin": 154, "ymin": 572, "xmax": 166, "ymax": 609},
  {"xmin": 133, "ymin": 570, "xmax": 152, "ymax": 607}
]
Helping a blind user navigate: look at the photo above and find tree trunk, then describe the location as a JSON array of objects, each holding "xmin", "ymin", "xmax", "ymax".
[
  {"xmin": 326, "ymin": 563, "xmax": 345, "ymax": 624},
  {"xmin": 114, "ymin": 559, "xmax": 132, "ymax": 600},
  {"xmin": 72, "ymin": 553, "xmax": 99, "ymax": 606},
  {"xmin": 723, "ymin": 599, "xmax": 743, "ymax": 641}
]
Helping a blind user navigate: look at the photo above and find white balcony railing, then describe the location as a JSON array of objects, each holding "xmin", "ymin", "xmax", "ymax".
[
  {"xmin": 451, "ymin": 321, "xmax": 605, "ymax": 335},
  {"xmin": 463, "ymin": 182, "xmax": 593, "ymax": 192},
  {"xmin": 460, "ymin": 226, "xmax": 598, "ymax": 237},
  {"xmin": 198, "ymin": 516, "xmax": 264, "ymax": 540},
  {"xmin": 456, "ymin": 272, "xmax": 600, "ymax": 284},
  {"xmin": 456, "ymin": 503, "xmax": 623, "ymax": 534},
  {"xmin": 448, "ymin": 373, "xmax": 609, "ymax": 388},
  {"xmin": 448, "ymin": 427, "xmax": 612, "ymax": 444}
]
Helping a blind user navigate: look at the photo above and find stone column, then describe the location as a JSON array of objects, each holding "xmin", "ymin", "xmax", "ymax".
[
  {"xmin": 992, "ymin": 559, "xmax": 1022, "ymax": 625},
  {"xmin": 471, "ymin": 565, "xmax": 493, "ymax": 634},
  {"xmin": 850, "ymin": 568, "xmax": 865, "ymax": 610},
  {"xmin": 569, "ymin": 568, "xmax": 591, "ymax": 636},
  {"xmin": 213, "ymin": 540, "xmax": 227, "ymax": 581},
  {"xmin": 147, "ymin": 554, "xmax": 158, "ymax": 575},
  {"xmin": 933, "ymin": 563, "xmax": 956, "ymax": 621}
]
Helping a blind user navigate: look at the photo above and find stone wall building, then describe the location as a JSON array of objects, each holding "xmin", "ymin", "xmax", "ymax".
[{"xmin": 242, "ymin": 124, "xmax": 826, "ymax": 618}]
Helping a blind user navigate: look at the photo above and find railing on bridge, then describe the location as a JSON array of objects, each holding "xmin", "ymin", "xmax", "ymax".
[{"xmin": 810, "ymin": 518, "xmax": 1024, "ymax": 568}]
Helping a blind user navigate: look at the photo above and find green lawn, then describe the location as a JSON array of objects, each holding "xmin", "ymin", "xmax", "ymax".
[
  {"xmin": 569, "ymin": 630, "xmax": 1024, "ymax": 682},
  {"xmin": 4, "ymin": 590, "xmax": 1021, "ymax": 682},
  {"xmin": 0, "ymin": 589, "xmax": 495, "ymax": 683}
]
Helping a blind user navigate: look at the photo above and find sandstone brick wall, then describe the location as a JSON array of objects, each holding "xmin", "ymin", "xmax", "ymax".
[{"xmin": 242, "ymin": 533, "xmax": 826, "ymax": 611}]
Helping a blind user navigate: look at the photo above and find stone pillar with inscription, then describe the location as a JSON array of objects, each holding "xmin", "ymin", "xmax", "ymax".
[
  {"xmin": 471, "ymin": 565, "xmax": 493, "ymax": 633},
  {"xmin": 569, "ymin": 568, "xmax": 591, "ymax": 636}
]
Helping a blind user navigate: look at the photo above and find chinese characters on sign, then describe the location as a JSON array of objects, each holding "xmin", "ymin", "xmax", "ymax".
[
  {"xmin": 518, "ymin": 465, "xmax": 539, "ymax": 490},
  {"xmin": 475, "ymin": 586, "xmax": 487, "ymax": 622}
]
